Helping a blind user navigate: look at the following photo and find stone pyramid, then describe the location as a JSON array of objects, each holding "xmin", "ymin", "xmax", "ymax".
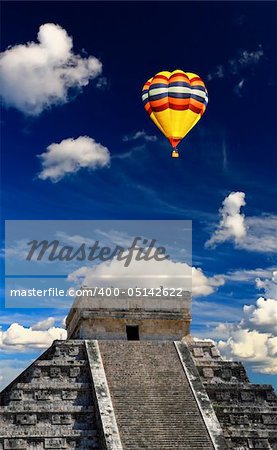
[{"xmin": 1, "ymin": 291, "xmax": 276, "ymax": 449}]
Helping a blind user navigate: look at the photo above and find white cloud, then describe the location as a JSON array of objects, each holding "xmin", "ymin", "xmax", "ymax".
[
  {"xmin": 208, "ymin": 45, "xmax": 263, "ymax": 80},
  {"xmin": 192, "ymin": 267, "xmax": 225, "ymax": 297},
  {"xmin": 242, "ymin": 215, "xmax": 277, "ymax": 252},
  {"xmin": 218, "ymin": 326, "xmax": 277, "ymax": 374},
  {"xmin": 243, "ymin": 297, "xmax": 277, "ymax": 335},
  {"xmin": 231, "ymin": 46, "xmax": 264, "ymax": 73},
  {"xmin": 0, "ymin": 318, "xmax": 67, "ymax": 351},
  {"xmin": 68, "ymin": 248, "xmax": 224, "ymax": 297},
  {"xmin": 31, "ymin": 317, "xmax": 55, "ymax": 331},
  {"xmin": 206, "ymin": 192, "xmax": 246, "ymax": 247},
  {"xmin": 123, "ymin": 130, "xmax": 157, "ymax": 143},
  {"xmin": 226, "ymin": 268, "xmax": 274, "ymax": 282},
  {"xmin": 0, "ymin": 23, "xmax": 102, "ymax": 115},
  {"xmin": 255, "ymin": 270, "xmax": 277, "ymax": 300},
  {"xmin": 215, "ymin": 272, "xmax": 277, "ymax": 374},
  {"xmin": 206, "ymin": 192, "xmax": 277, "ymax": 253},
  {"xmin": 37, "ymin": 136, "xmax": 110, "ymax": 182}
]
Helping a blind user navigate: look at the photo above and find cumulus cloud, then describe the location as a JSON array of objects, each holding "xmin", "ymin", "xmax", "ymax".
[
  {"xmin": 68, "ymin": 248, "xmax": 224, "ymax": 297},
  {"xmin": 218, "ymin": 326, "xmax": 277, "ymax": 374},
  {"xmin": 243, "ymin": 297, "xmax": 277, "ymax": 335},
  {"xmin": 0, "ymin": 318, "xmax": 67, "ymax": 351},
  {"xmin": 206, "ymin": 192, "xmax": 246, "ymax": 247},
  {"xmin": 206, "ymin": 192, "xmax": 277, "ymax": 253},
  {"xmin": 215, "ymin": 272, "xmax": 277, "ymax": 374},
  {"xmin": 0, "ymin": 23, "xmax": 102, "ymax": 115},
  {"xmin": 37, "ymin": 136, "xmax": 110, "ymax": 182},
  {"xmin": 123, "ymin": 130, "xmax": 157, "ymax": 143},
  {"xmin": 31, "ymin": 317, "xmax": 56, "ymax": 331}
]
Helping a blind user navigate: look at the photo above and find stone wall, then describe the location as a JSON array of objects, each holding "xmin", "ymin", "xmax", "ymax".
[
  {"xmin": 71, "ymin": 312, "xmax": 190, "ymax": 341},
  {"xmin": 66, "ymin": 291, "xmax": 191, "ymax": 341},
  {"xmin": 186, "ymin": 339, "xmax": 277, "ymax": 450},
  {"xmin": 0, "ymin": 341, "xmax": 101, "ymax": 450}
]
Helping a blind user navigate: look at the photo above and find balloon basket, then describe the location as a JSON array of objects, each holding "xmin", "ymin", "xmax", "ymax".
[{"xmin": 171, "ymin": 149, "xmax": 179, "ymax": 158}]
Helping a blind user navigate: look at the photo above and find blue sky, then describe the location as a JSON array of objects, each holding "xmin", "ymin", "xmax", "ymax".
[{"xmin": 0, "ymin": 1, "xmax": 276, "ymax": 390}]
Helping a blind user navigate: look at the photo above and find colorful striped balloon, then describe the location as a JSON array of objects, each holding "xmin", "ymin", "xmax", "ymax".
[{"xmin": 142, "ymin": 70, "xmax": 208, "ymax": 157}]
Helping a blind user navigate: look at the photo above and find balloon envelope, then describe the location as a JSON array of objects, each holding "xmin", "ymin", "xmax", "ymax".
[{"xmin": 142, "ymin": 70, "xmax": 208, "ymax": 155}]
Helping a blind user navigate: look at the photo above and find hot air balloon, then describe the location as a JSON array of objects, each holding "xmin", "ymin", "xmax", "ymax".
[{"xmin": 142, "ymin": 70, "xmax": 208, "ymax": 158}]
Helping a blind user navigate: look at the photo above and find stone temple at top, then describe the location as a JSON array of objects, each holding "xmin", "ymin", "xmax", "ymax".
[{"xmin": 0, "ymin": 289, "xmax": 276, "ymax": 449}]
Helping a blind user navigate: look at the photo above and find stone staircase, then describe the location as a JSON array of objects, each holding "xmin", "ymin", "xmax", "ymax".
[
  {"xmin": 0, "ymin": 340, "xmax": 100, "ymax": 450},
  {"xmin": 99, "ymin": 340, "xmax": 215, "ymax": 450},
  {"xmin": 187, "ymin": 339, "xmax": 277, "ymax": 450}
]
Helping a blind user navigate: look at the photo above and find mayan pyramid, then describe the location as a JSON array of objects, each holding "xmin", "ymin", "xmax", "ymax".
[{"xmin": 1, "ymin": 291, "xmax": 276, "ymax": 449}]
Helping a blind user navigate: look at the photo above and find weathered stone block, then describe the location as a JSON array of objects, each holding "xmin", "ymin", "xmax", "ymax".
[
  {"xmin": 223, "ymin": 391, "xmax": 231, "ymax": 401},
  {"xmin": 193, "ymin": 347, "xmax": 203, "ymax": 357},
  {"xmin": 221, "ymin": 369, "xmax": 232, "ymax": 379},
  {"xmin": 33, "ymin": 367, "xmax": 42, "ymax": 378},
  {"xmin": 230, "ymin": 414, "xmax": 249, "ymax": 425},
  {"xmin": 216, "ymin": 391, "xmax": 231, "ymax": 401},
  {"xmin": 61, "ymin": 390, "xmax": 77, "ymax": 400},
  {"xmin": 266, "ymin": 391, "xmax": 276, "ymax": 401},
  {"xmin": 262, "ymin": 414, "xmax": 277, "ymax": 425},
  {"xmin": 241, "ymin": 391, "xmax": 255, "ymax": 401},
  {"xmin": 52, "ymin": 414, "xmax": 72, "ymax": 425},
  {"xmin": 44, "ymin": 438, "xmax": 67, "ymax": 449},
  {"xmin": 33, "ymin": 390, "xmax": 51, "ymax": 401},
  {"xmin": 231, "ymin": 444, "xmax": 248, "ymax": 450},
  {"xmin": 3, "ymin": 439, "xmax": 27, "ymax": 449},
  {"xmin": 50, "ymin": 367, "xmax": 61, "ymax": 378},
  {"xmin": 248, "ymin": 438, "xmax": 270, "ymax": 449},
  {"xmin": 10, "ymin": 391, "xmax": 23, "ymax": 401},
  {"xmin": 211, "ymin": 347, "xmax": 220, "ymax": 357},
  {"xmin": 69, "ymin": 367, "xmax": 80, "ymax": 378},
  {"xmin": 203, "ymin": 368, "xmax": 214, "ymax": 378},
  {"xmin": 68, "ymin": 346, "xmax": 79, "ymax": 356},
  {"xmin": 16, "ymin": 414, "xmax": 37, "ymax": 425}
]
